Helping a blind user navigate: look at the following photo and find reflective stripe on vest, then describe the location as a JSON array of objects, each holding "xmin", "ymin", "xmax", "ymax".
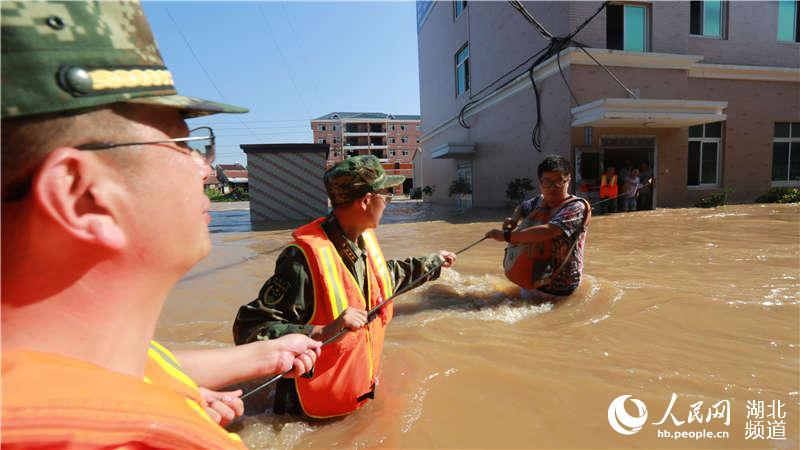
[
  {"xmin": 2, "ymin": 349, "xmax": 247, "ymax": 449},
  {"xmin": 363, "ymin": 229, "xmax": 393, "ymax": 301},
  {"xmin": 318, "ymin": 245, "xmax": 350, "ymax": 317},
  {"xmin": 290, "ymin": 217, "xmax": 392, "ymax": 418}
]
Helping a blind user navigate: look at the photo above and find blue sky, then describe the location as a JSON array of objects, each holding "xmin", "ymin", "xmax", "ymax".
[{"xmin": 143, "ymin": 1, "xmax": 421, "ymax": 165}]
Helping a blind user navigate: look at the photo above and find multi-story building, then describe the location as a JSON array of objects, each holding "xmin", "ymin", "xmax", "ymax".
[
  {"xmin": 311, "ymin": 112, "xmax": 422, "ymax": 193},
  {"xmin": 416, "ymin": 1, "xmax": 800, "ymax": 208}
]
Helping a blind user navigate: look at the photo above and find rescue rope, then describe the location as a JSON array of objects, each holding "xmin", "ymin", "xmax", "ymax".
[{"xmin": 241, "ymin": 236, "xmax": 488, "ymax": 401}]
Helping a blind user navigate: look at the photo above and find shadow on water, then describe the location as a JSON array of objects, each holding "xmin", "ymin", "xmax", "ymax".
[{"xmin": 209, "ymin": 209, "xmax": 252, "ymax": 233}]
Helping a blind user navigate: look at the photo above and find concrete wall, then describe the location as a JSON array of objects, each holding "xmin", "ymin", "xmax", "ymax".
[
  {"xmin": 246, "ymin": 149, "xmax": 328, "ymax": 221},
  {"xmin": 689, "ymin": 77, "xmax": 800, "ymax": 202},
  {"xmin": 688, "ymin": 1, "xmax": 800, "ymax": 68}
]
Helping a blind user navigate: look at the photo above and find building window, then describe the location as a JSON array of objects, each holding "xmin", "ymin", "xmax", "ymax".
[
  {"xmin": 777, "ymin": 1, "xmax": 800, "ymax": 42},
  {"xmin": 401, "ymin": 137, "xmax": 408, "ymax": 143},
  {"xmin": 333, "ymin": 137, "xmax": 339, "ymax": 144},
  {"xmin": 416, "ymin": 125, "xmax": 421, "ymax": 131},
  {"xmin": 453, "ymin": 0, "xmax": 466, "ymax": 19},
  {"xmin": 455, "ymin": 43, "xmax": 470, "ymax": 96},
  {"xmin": 606, "ymin": 3, "xmax": 649, "ymax": 52},
  {"xmin": 402, "ymin": 150, "xmax": 409, "ymax": 156},
  {"xmin": 687, "ymin": 122, "xmax": 722, "ymax": 186},
  {"xmin": 317, "ymin": 124, "xmax": 326, "ymax": 131},
  {"xmin": 772, "ymin": 122, "xmax": 800, "ymax": 183},
  {"xmin": 389, "ymin": 149, "xmax": 396, "ymax": 156},
  {"xmin": 400, "ymin": 124, "xmax": 406, "ymax": 131},
  {"xmin": 416, "ymin": 138, "xmax": 420, "ymax": 143},
  {"xmin": 389, "ymin": 124, "xmax": 396, "ymax": 131},
  {"xmin": 389, "ymin": 137, "xmax": 396, "ymax": 144},
  {"xmin": 690, "ymin": 1, "xmax": 726, "ymax": 38},
  {"xmin": 318, "ymin": 138, "xmax": 327, "ymax": 144}
]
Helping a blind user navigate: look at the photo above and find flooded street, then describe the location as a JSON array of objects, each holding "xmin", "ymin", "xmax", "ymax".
[{"xmin": 156, "ymin": 201, "xmax": 799, "ymax": 449}]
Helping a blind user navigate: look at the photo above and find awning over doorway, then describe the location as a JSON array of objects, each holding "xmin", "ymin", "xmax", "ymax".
[
  {"xmin": 571, "ymin": 98, "xmax": 727, "ymax": 128},
  {"xmin": 430, "ymin": 143, "xmax": 476, "ymax": 159}
]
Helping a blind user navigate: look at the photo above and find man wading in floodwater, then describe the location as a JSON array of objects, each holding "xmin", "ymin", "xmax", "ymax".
[
  {"xmin": 486, "ymin": 155, "xmax": 590, "ymax": 301},
  {"xmin": 233, "ymin": 155, "xmax": 456, "ymax": 419}
]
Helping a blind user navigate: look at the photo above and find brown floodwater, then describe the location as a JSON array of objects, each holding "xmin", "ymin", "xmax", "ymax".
[{"xmin": 156, "ymin": 201, "xmax": 799, "ymax": 449}]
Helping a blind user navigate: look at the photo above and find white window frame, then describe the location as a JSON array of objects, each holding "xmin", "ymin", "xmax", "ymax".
[
  {"xmin": 333, "ymin": 137, "xmax": 339, "ymax": 144},
  {"xmin": 389, "ymin": 137, "xmax": 396, "ymax": 144},
  {"xmin": 389, "ymin": 149, "xmax": 396, "ymax": 156},
  {"xmin": 690, "ymin": 0, "xmax": 728, "ymax": 39},
  {"xmin": 455, "ymin": 43, "xmax": 470, "ymax": 97},
  {"xmin": 772, "ymin": 122, "xmax": 800, "ymax": 186},
  {"xmin": 687, "ymin": 123, "xmax": 722, "ymax": 188},
  {"xmin": 318, "ymin": 138, "xmax": 327, "ymax": 144},
  {"xmin": 777, "ymin": 0, "xmax": 800, "ymax": 43},
  {"xmin": 318, "ymin": 124, "xmax": 326, "ymax": 131},
  {"xmin": 400, "ymin": 124, "xmax": 406, "ymax": 131},
  {"xmin": 401, "ymin": 137, "xmax": 408, "ymax": 143},
  {"xmin": 607, "ymin": 2, "xmax": 651, "ymax": 52},
  {"xmin": 453, "ymin": 0, "xmax": 467, "ymax": 20},
  {"xmin": 389, "ymin": 124, "xmax": 396, "ymax": 131},
  {"xmin": 401, "ymin": 150, "xmax": 409, "ymax": 156}
]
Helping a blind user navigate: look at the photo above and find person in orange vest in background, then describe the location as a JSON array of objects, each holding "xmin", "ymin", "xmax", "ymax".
[
  {"xmin": 1, "ymin": 2, "xmax": 321, "ymax": 448},
  {"xmin": 599, "ymin": 166, "xmax": 619, "ymax": 213},
  {"xmin": 233, "ymin": 155, "xmax": 457, "ymax": 419}
]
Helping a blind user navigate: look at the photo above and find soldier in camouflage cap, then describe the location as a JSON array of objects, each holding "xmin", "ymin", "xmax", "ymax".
[
  {"xmin": 324, "ymin": 155, "xmax": 406, "ymax": 205},
  {"xmin": 233, "ymin": 154, "xmax": 456, "ymax": 418},
  {"xmin": 1, "ymin": 0, "xmax": 246, "ymax": 118},
  {"xmin": 1, "ymin": 2, "xmax": 321, "ymax": 447}
]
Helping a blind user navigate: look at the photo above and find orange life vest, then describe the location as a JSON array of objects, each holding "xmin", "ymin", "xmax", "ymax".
[
  {"xmin": 2, "ymin": 342, "xmax": 246, "ymax": 449},
  {"xmin": 290, "ymin": 217, "xmax": 394, "ymax": 419},
  {"xmin": 503, "ymin": 196, "xmax": 591, "ymax": 290},
  {"xmin": 599, "ymin": 174, "xmax": 618, "ymax": 198}
]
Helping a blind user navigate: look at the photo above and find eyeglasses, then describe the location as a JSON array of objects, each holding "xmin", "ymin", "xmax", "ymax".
[
  {"xmin": 539, "ymin": 177, "xmax": 569, "ymax": 188},
  {"xmin": 3, "ymin": 127, "xmax": 216, "ymax": 203},
  {"xmin": 76, "ymin": 126, "xmax": 215, "ymax": 164},
  {"xmin": 374, "ymin": 190, "xmax": 394, "ymax": 204}
]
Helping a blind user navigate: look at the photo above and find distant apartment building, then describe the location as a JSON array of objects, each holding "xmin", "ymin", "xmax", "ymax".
[
  {"xmin": 311, "ymin": 112, "xmax": 422, "ymax": 193},
  {"xmin": 416, "ymin": 1, "xmax": 800, "ymax": 208}
]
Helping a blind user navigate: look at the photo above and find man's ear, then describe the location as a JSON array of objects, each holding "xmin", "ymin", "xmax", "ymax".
[{"xmin": 32, "ymin": 147, "xmax": 127, "ymax": 250}]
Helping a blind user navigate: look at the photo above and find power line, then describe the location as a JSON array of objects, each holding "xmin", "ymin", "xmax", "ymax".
[
  {"xmin": 164, "ymin": 6, "xmax": 258, "ymax": 138},
  {"xmin": 279, "ymin": 1, "xmax": 324, "ymax": 103},
  {"xmin": 190, "ymin": 118, "xmax": 311, "ymax": 125},
  {"xmin": 258, "ymin": 4, "xmax": 313, "ymax": 119},
  {"xmin": 458, "ymin": 1, "xmax": 633, "ymax": 153}
]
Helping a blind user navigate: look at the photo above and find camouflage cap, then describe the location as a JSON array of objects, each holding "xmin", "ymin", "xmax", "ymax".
[
  {"xmin": 324, "ymin": 155, "xmax": 405, "ymax": 205},
  {"xmin": 1, "ymin": 1, "xmax": 247, "ymax": 119}
]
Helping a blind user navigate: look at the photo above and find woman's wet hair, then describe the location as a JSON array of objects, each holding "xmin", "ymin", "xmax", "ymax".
[{"xmin": 537, "ymin": 154, "xmax": 571, "ymax": 179}]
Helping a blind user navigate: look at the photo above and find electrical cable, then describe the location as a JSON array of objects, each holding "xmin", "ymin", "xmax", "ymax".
[
  {"xmin": 457, "ymin": 2, "xmax": 639, "ymax": 154},
  {"xmin": 164, "ymin": 7, "xmax": 258, "ymax": 138}
]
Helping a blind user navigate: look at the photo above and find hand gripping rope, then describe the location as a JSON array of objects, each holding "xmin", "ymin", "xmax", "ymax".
[{"xmin": 241, "ymin": 236, "xmax": 488, "ymax": 401}]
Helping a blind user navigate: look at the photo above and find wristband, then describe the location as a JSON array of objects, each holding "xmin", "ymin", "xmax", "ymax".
[{"xmin": 504, "ymin": 229, "xmax": 512, "ymax": 243}]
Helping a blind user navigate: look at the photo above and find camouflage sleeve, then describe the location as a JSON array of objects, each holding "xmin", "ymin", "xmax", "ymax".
[
  {"xmin": 386, "ymin": 254, "xmax": 443, "ymax": 295},
  {"xmin": 232, "ymin": 247, "xmax": 316, "ymax": 345},
  {"xmin": 549, "ymin": 201, "xmax": 587, "ymax": 239}
]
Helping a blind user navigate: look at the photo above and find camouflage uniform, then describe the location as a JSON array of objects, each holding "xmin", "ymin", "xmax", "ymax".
[{"xmin": 233, "ymin": 156, "xmax": 443, "ymax": 416}]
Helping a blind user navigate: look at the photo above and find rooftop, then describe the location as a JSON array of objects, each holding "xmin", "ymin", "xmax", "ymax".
[{"xmin": 313, "ymin": 112, "xmax": 421, "ymax": 121}]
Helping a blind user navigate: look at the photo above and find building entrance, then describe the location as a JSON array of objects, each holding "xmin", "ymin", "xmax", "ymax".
[{"xmin": 576, "ymin": 136, "xmax": 656, "ymax": 210}]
